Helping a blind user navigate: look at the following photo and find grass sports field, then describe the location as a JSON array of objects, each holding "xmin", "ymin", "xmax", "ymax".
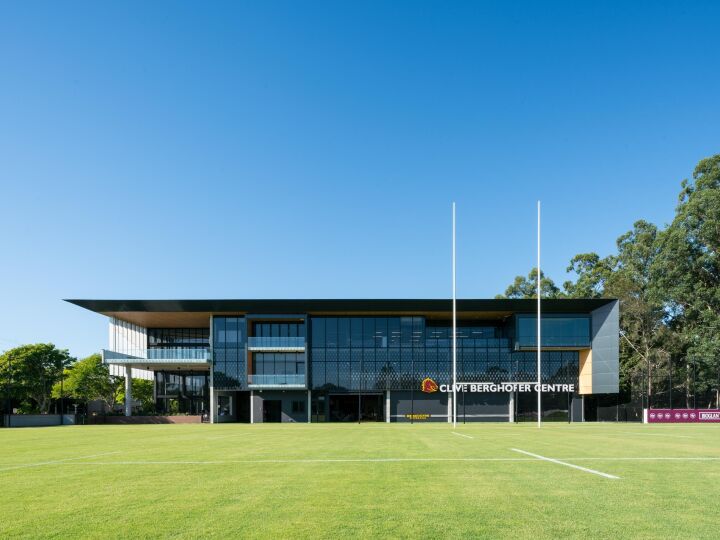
[{"xmin": 1, "ymin": 423, "xmax": 719, "ymax": 539}]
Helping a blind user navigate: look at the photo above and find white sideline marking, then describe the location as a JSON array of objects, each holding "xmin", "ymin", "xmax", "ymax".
[
  {"xmin": 53, "ymin": 457, "xmax": 720, "ymax": 467},
  {"xmin": 0, "ymin": 451, "xmax": 122, "ymax": 473},
  {"xmin": 66, "ymin": 457, "xmax": 535, "ymax": 465},
  {"xmin": 5, "ymin": 455, "xmax": 719, "ymax": 469},
  {"xmin": 560, "ymin": 456, "xmax": 720, "ymax": 461},
  {"xmin": 61, "ymin": 456, "xmax": 720, "ymax": 465},
  {"xmin": 452, "ymin": 432, "xmax": 474, "ymax": 439},
  {"xmin": 511, "ymin": 448, "xmax": 620, "ymax": 480}
]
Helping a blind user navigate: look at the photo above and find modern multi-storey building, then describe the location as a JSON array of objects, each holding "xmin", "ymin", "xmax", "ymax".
[{"xmin": 67, "ymin": 299, "xmax": 619, "ymax": 423}]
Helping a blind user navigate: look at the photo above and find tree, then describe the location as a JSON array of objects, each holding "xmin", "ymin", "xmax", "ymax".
[
  {"xmin": 52, "ymin": 354, "xmax": 124, "ymax": 412},
  {"xmin": 498, "ymin": 221, "xmax": 675, "ymax": 402},
  {"xmin": 496, "ymin": 153, "xmax": 720, "ymax": 408},
  {"xmin": 652, "ymin": 154, "xmax": 720, "ymax": 403},
  {"xmin": 0, "ymin": 344, "xmax": 74, "ymax": 413},
  {"xmin": 118, "ymin": 378, "xmax": 155, "ymax": 414},
  {"xmin": 496, "ymin": 267, "xmax": 561, "ymax": 299},
  {"xmin": 607, "ymin": 221, "xmax": 674, "ymax": 400},
  {"xmin": 132, "ymin": 379, "xmax": 155, "ymax": 413},
  {"xmin": 563, "ymin": 253, "xmax": 615, "ymax": 299}
]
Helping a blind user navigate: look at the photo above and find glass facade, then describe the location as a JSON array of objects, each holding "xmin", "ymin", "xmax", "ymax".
[
  {"xmin": 148, "ymin": 328, "xmax": 209, "ymax": 348},
  {"xmin": 212, "ymin": 317, "xmax": 247, "ymax": 390},
  {"xmin": 210, "ymin": 314, "xmax": 583, "ymax": 392},
  {"xmin": 155, "ymin": 371, "xmax": 209, "ymax": 415},
  {"xmin": 515, "ymin": 315, "xmax": 591, "ymax": 348},
  {"xmin": 253, "ymin": 352, "xmax": 305, "ymax": 375},
  {"xmin": 310, "ymin": 317, "xmax": 578, "ymax": 392},
  {"xmin": 252, "ymin": 322, "xmax": 304, "ymax": 338}
]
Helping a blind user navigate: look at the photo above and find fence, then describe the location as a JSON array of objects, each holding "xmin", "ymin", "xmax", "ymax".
[
  {"xmin": 584, "ymin": 358, "xmax": 720, "ymax": 422},
  {"xmin": 2, "ymin": 414, "xmax": 77, "ymax": 428}
]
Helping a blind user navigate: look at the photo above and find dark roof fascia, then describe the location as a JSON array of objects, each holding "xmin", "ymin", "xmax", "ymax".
[{"xmin": 65, "ymin": 298, "xmax": 617, "ymax": 315}]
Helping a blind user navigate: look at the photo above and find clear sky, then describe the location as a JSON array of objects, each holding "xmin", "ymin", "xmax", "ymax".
[{"xmin": 1, "ymin": 1, "xmax": 718, "ymax": 358}]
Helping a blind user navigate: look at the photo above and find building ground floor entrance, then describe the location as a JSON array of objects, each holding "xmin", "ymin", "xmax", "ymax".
[
  {"xmin": 328, "ymin": 393, "xmax": 384, "ymax": 422},
  {"xmin": 211, "ymin": 389, "xmax": 584, "ymax": 423}
]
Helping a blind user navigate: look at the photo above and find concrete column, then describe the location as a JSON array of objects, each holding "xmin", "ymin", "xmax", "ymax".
[
  {"xmin": 209, "ymin": 386, "xmax": 215, "ymax": 424},
  {"xmin": 250, "ymin": 390, "xmax": 254, "ymax": 424},
  {"xmin": 385, "ymin": 390, "xmax": 390, "ymax": 423},
  {"xmin": 124, "ymin": 366, "xmax": 132, "ymax": 417},
  {"xmin": 307, "ymin": 390, "xmax": 311, "ymax": 423},
  {"xmin": 509, "ymin": 391, "xmax": 515, "ymax": 423}
]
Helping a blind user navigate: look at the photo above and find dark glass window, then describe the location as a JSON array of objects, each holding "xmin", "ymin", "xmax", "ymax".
[
  {"xmin": 363, "ymin": 318, "xmax": 375, "ymax": 347},
  {"xmin": 516, "ymin": 316, "xmax": 591, "ymax": 347},
  {"xmin": 212, "ymin": 317, "xmax": 247, "ymax": 390},
  {"xmin": 312, "ymin": 318, "xmax": 325, "ymax": 347},
  {"xmin": 292, "ymin": 400, "xmax": 305, "ymax": 413},
  {"xmin": 351, "ymin": 318, "xmax": 363, "ymax": 348},
  {"xmin": 326, "ymin": 318, "xmax": 338, "ymax": 348},
  {"xmin": 148, "ymin": 328, "xmax": 209, "ymax": 348},
  {"xmin": 374, "ymin": 318, "xmax": 388, "ymax": 348},
  {"xmin": 388, "ymin": 319, "xmax": 401, "ymax": 348},
  {"xmin": 338, "ymin": 318, "xmax": 350, "ymax": 348}
]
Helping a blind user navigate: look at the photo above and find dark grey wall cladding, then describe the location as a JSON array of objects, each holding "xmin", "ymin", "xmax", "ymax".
[
  {"xmin": 391, "ymin": 391, "xmax": 448, "ymax": 422},
  {"xmin": 591, "ymin": 300, "xmax": 620, "ymax": 394},
  {"xmin": 5, "ymin": 414, "xmax": 77, "ymax": 427},
  {"xmin": 391, "ymin": 392, "xmax": 510, "ymax": 422},
  {"xmin": 252, "ymin": 391, "xmax": 307, "ymax": 423},
  {"xmin": 571, "ymin": 395, "xmax": 583, "ymax": 422},
  {"xmin": 456, "ymin": 393, "xmax": 509, "ymax": 421}
]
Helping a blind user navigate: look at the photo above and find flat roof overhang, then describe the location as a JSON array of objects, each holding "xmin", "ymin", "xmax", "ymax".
[{"xmin": 66, "ymin": 299, "xmax": 617, "ymax": 328}]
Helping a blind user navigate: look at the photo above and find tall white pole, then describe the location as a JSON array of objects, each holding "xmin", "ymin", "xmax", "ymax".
[
  {"xmin": 537, "ymin": 201, "xmax": 542, "ymax": 428},
  {"xmin": 452, "ymin": 202, "xmax": 457, "ymax": 429}
]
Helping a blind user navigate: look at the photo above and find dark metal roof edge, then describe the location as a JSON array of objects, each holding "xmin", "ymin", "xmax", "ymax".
[{"xmin": 65, "ymin": 298, "xmax": 617, "ymax": 315}]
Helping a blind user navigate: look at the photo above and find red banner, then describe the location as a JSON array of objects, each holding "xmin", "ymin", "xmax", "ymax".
[{"xmin": 647, "ymin": 409, "xmax": 720, "ymax": 423}]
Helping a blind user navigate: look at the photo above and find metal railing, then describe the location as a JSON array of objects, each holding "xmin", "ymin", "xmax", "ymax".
[
  {"xmin": 102, "ymin": 348, "xmax": 210, "ymax": 363},
  {"xmin": 515, "ymin": 336, "xmax": 591, "ymax": 348},
  {"xmin": 247, "ymin": 337, "xmax": 305, "ymax": 349},
  {"xmin": 248, "ymin": 374, "xmax": 306, "ymax": 386}
]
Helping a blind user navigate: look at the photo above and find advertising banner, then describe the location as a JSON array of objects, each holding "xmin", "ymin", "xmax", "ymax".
[{"xmin": 647, "ymin": 409, "xmax": 720, "ymax": 423}]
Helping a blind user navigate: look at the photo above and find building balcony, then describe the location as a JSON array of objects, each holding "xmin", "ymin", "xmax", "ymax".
[
  {"xmin": 102, "ymin": 348, "xmax": 211, "ymax": 365},
  {"xmin": 247, "ymin": 337, "xmax": 305, "ymax": 351},
  {"xmin": 247, "ymin": 374, "xmax": 306, "ymax": 388}
]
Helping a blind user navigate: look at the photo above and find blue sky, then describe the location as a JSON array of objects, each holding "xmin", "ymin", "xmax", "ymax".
[{"xmin": 1, "ymin": 1, "xmax": 718, "ymax": 358}]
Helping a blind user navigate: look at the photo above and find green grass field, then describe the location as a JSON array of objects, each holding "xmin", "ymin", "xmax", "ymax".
[{"xmin": 1, "ymin": 422, "xmax": 719, "ymax": 539}]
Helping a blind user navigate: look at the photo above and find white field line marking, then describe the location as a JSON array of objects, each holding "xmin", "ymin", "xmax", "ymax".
[
  {"xmin": 0, "ymin": 451, "xmax": 122, "ymax": 473},
  {"xmin": 65, "ymin": 457, "xmax": 538, "ymax": 465},
  {"xmin": 57, "ymin": 456, "xmax": 720, "ymax": 465},
  {"xmin": 511, "ymin": 448, "xmax": 620, "ymax": 480},
  {"xmin": 451, "ymin": 432, "xmax": 474, "ymax": 439},
  {"xmin": 557, "ymin": 456, "xmax": 720, "ymax": 461}
]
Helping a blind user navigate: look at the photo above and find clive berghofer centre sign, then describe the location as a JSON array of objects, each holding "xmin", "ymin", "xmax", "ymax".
[{"xmin": 437, "ymin": 383, "xmax": 575, "ymax": 393}]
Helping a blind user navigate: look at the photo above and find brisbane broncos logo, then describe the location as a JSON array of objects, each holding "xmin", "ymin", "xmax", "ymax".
[{"xmin": 421, "ymin": 377, "xmax": 438, "ymax": 393}]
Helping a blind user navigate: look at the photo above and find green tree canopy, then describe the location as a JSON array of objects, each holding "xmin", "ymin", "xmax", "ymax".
[
  {"xmin": 0, "ymin": 343, "xmax": 74, "ymax": 413},
  {"xmin": 651, "ymin": 155, "xmax": 720, "ymax": 394},
  {"xmin": 496, "ymin": 267, "xmax": 561, "ymax": 299},
  {"xmin": 52, "ymin": 353, "xmax": 124, "ymax": 411},
  {"xmin": 498, "ymin": 154, "xmax": 720, "ymax": 404}
]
